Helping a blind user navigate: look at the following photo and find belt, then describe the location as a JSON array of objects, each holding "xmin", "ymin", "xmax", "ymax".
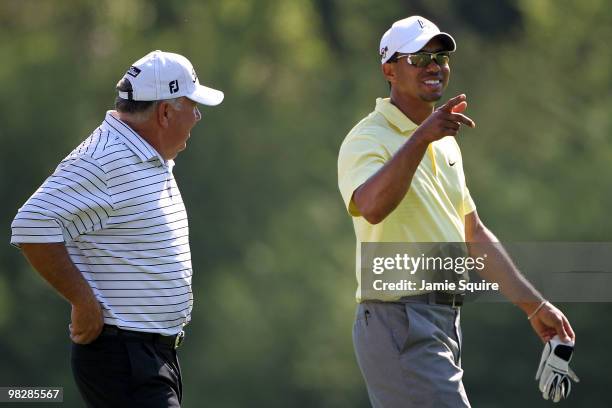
[
  {"xmin": 400, "ymin": 292, "xmax": 464, "ymax": 308},
  {"xmin": 100, "ymin": 325, "xmax": 185, "ymax": 349}
]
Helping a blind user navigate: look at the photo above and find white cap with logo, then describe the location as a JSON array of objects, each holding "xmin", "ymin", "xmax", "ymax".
[
  {"xmin": 117, "ymin": 50, "xmax": 224, "ymax": 106},
  {"xmin": 379, "ymin": 16, "xmax": 456, "ymax": 64}
]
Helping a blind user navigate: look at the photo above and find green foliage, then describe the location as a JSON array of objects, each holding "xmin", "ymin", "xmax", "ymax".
[{"xmin": 1, "ymin": 0, "xmax": 610, "ymax": 406}]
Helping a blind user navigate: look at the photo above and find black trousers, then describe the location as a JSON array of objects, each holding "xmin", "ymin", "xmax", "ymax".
[{"xmin": 71, "ymin": 333, "xmax": 182, "ymax": 407}]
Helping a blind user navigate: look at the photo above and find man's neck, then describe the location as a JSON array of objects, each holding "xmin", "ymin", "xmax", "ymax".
[
  {"xmin": 114, "ymin": 111, "xmax": 167, "ymax": 160},
  {"xmin": 389, "ymin": 91, "xmax": 434, "ymax": 125}
]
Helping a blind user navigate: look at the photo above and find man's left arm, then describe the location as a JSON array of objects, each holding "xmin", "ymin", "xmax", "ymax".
[{"xmin": 464, "ymin": 210, "xmax": 575, "ymax": 343}]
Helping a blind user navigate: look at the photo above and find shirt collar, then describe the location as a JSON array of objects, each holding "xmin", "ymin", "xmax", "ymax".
[
  {"xmin": 102, "ymin": 111, "xmax": 165, "ymax": 164},
  {"xmin": 375, "ymin": 98, "xmax": 418, "ymax": 134}
]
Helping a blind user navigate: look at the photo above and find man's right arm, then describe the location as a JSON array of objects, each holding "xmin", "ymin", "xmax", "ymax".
[
  {"xmin": 353, "ymin": 134, "xmax": 429, "ymax": 224},
  {"xmin": 11, "ymin": 155, "xmax": 112, "ymax": 344},
  {"xmin": 353, "ymin": 94, "xmax": 475, "ymax": 224},
  {"xmin": 20, "ymin": 243, "xmax": 103, "ymax": 344}
]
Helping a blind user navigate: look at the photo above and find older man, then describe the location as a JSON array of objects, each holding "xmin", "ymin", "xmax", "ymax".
[
  {"xmin": 338, "ymin": 17, "xmax": 576, "ymax": 407},
  {"xmin": 11, "ymin": 50, "xmax": 223, "ymax": 407}
]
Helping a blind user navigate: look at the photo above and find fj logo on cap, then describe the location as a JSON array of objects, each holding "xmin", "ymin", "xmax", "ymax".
[
  {"xmin": 126, "ymin": 66, "xmax": 142, "ymax": 78},
  {"xmin": 418, "ymin": 19, "xmax": 426, "ymax": 29},
  {"xmin": 169, "ymin": 80, "xmax": 180, "ymax": 94},
  {"xmin": 191, "ymin": 68, "xmax": 198, "ymax": 84}
]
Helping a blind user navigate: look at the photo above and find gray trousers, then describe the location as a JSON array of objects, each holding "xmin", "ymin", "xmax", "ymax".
[{"xmin": 353, "ymin": 301, "xmax": 471, "ymax": 408}]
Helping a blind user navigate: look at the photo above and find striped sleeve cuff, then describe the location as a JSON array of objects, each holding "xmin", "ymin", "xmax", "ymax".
[
  {"xmin": 10, "ymin": 154, "xmax": 114, "ymax": 247},
  {"xmin": 10, "ymin": 217, "xmax": 66, "ymax": 247}
]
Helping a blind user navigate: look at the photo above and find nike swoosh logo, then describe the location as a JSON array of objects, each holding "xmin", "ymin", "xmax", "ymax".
[{"xmin": 449, "ymin": 161, "xmax": 456, "ymax": 166}]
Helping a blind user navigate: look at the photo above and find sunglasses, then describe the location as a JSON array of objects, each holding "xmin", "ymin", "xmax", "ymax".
[{"xmin": 394, "ymin": 52, "xmax": 451, "ymax": 68}]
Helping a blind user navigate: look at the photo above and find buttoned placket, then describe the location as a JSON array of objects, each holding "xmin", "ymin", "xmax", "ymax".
[{"xmin": 161, "ymin": 160, "xmax": 175, "ymax": 200}]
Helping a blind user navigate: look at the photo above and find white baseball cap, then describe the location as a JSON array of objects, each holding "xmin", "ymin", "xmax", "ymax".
[
  {"xmin": 117, "ymin": 50, "xmax": 224, "ymax": 106},
  {"xmin": 379, "ymin": 16, "xmax": 456, "ymax": 64}
]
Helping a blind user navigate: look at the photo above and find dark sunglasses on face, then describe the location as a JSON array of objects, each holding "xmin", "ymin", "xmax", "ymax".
[{"xmin": 394, "ymin": 51, "xmax": 451, "ymax": 68}]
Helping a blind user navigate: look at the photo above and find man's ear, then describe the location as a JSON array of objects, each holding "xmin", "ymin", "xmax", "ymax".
[
  {"xmin": 156, "ymin": 101, "xmax": 171, "ymax": 128},
  {"xmin": 381, "ymin": 63, "xmax": 396, "ymax": 85}
]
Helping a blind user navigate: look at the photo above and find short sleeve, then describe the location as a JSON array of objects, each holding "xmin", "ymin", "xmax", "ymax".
[
  {"xmin": 11, "ymin": 155, "xmax": 114, "ymax": 246},
  {"xmin": 338, "ymin": 135, "xmax": 387, "ymax": 217},
  {"xmin": 462, "ymin": 185, "xmax": 476, "ymax": 216}
]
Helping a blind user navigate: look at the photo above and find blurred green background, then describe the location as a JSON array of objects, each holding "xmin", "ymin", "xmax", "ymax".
[{"xmin": 1, "ymin": 0, "xmax": 610, "ymax": 406}]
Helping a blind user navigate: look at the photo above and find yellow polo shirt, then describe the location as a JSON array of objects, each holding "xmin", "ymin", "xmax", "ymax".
[{"xmin": 338, "ymin": 98, "xmax": 476, "ymax": 301}]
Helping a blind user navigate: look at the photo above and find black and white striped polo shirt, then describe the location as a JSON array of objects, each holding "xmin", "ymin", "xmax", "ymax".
[{"xmin": 11, "ymin": 111, "xmax": 193, "ymax": 335}]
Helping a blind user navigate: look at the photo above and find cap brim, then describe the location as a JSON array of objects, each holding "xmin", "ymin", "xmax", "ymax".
[
  {"xmin": 433, "ymin": 33, "xmax": 456, "ymax": 52},
  {"xmin": 187, "ymin": 84, "xmax": 224, "ymax": 106},
  {"xmin": 397, "ymin": 32, "xmax": 456, "ymax": 54}
]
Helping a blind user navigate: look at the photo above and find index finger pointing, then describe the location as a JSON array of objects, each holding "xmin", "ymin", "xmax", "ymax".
[
  {"xmin": 449, "ymin": 112, "xmax": 476, "ymax": 128},
  {"xmin": 439, "ymin": 94, "xmax": 466, "ymax": 112}
]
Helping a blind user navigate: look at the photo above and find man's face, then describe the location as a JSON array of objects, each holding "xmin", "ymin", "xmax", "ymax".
[
  {"xmin": 165, "ymin": 97, "xmax": 202, "ymax": 159},
  {"xmin": 387, "ymin": 37, "xmax": 450, "ymax": 103}
]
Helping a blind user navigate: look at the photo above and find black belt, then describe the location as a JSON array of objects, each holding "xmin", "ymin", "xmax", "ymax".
[
  {"xmin": 400, "ymin": 292, "xmax": 464, "ymax": 308},
  {"xmin": 100, "ymin": 325, "xmax": 185, "ymax": 349}
]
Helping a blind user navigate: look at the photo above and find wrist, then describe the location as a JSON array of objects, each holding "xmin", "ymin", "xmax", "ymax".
[
  {"xmin": 70, "ymin": 287, "xmax": 98, "ymax": 309},
  {"xmin": 518, "ymin": 297, "xmax": 547, "ymax": 316},
  {"xmin": 410, "ymin": 129, "xmax": 433, "ymax": 147},
  {"xmin": 525, "ymin": 300, "xmax": 549, "ymax": 320}
]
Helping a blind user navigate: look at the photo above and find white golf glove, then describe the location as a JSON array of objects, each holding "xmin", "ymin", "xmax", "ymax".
[{"xmin": 535, "ymin": 335, "xmax": 579, "ymax": 402}]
